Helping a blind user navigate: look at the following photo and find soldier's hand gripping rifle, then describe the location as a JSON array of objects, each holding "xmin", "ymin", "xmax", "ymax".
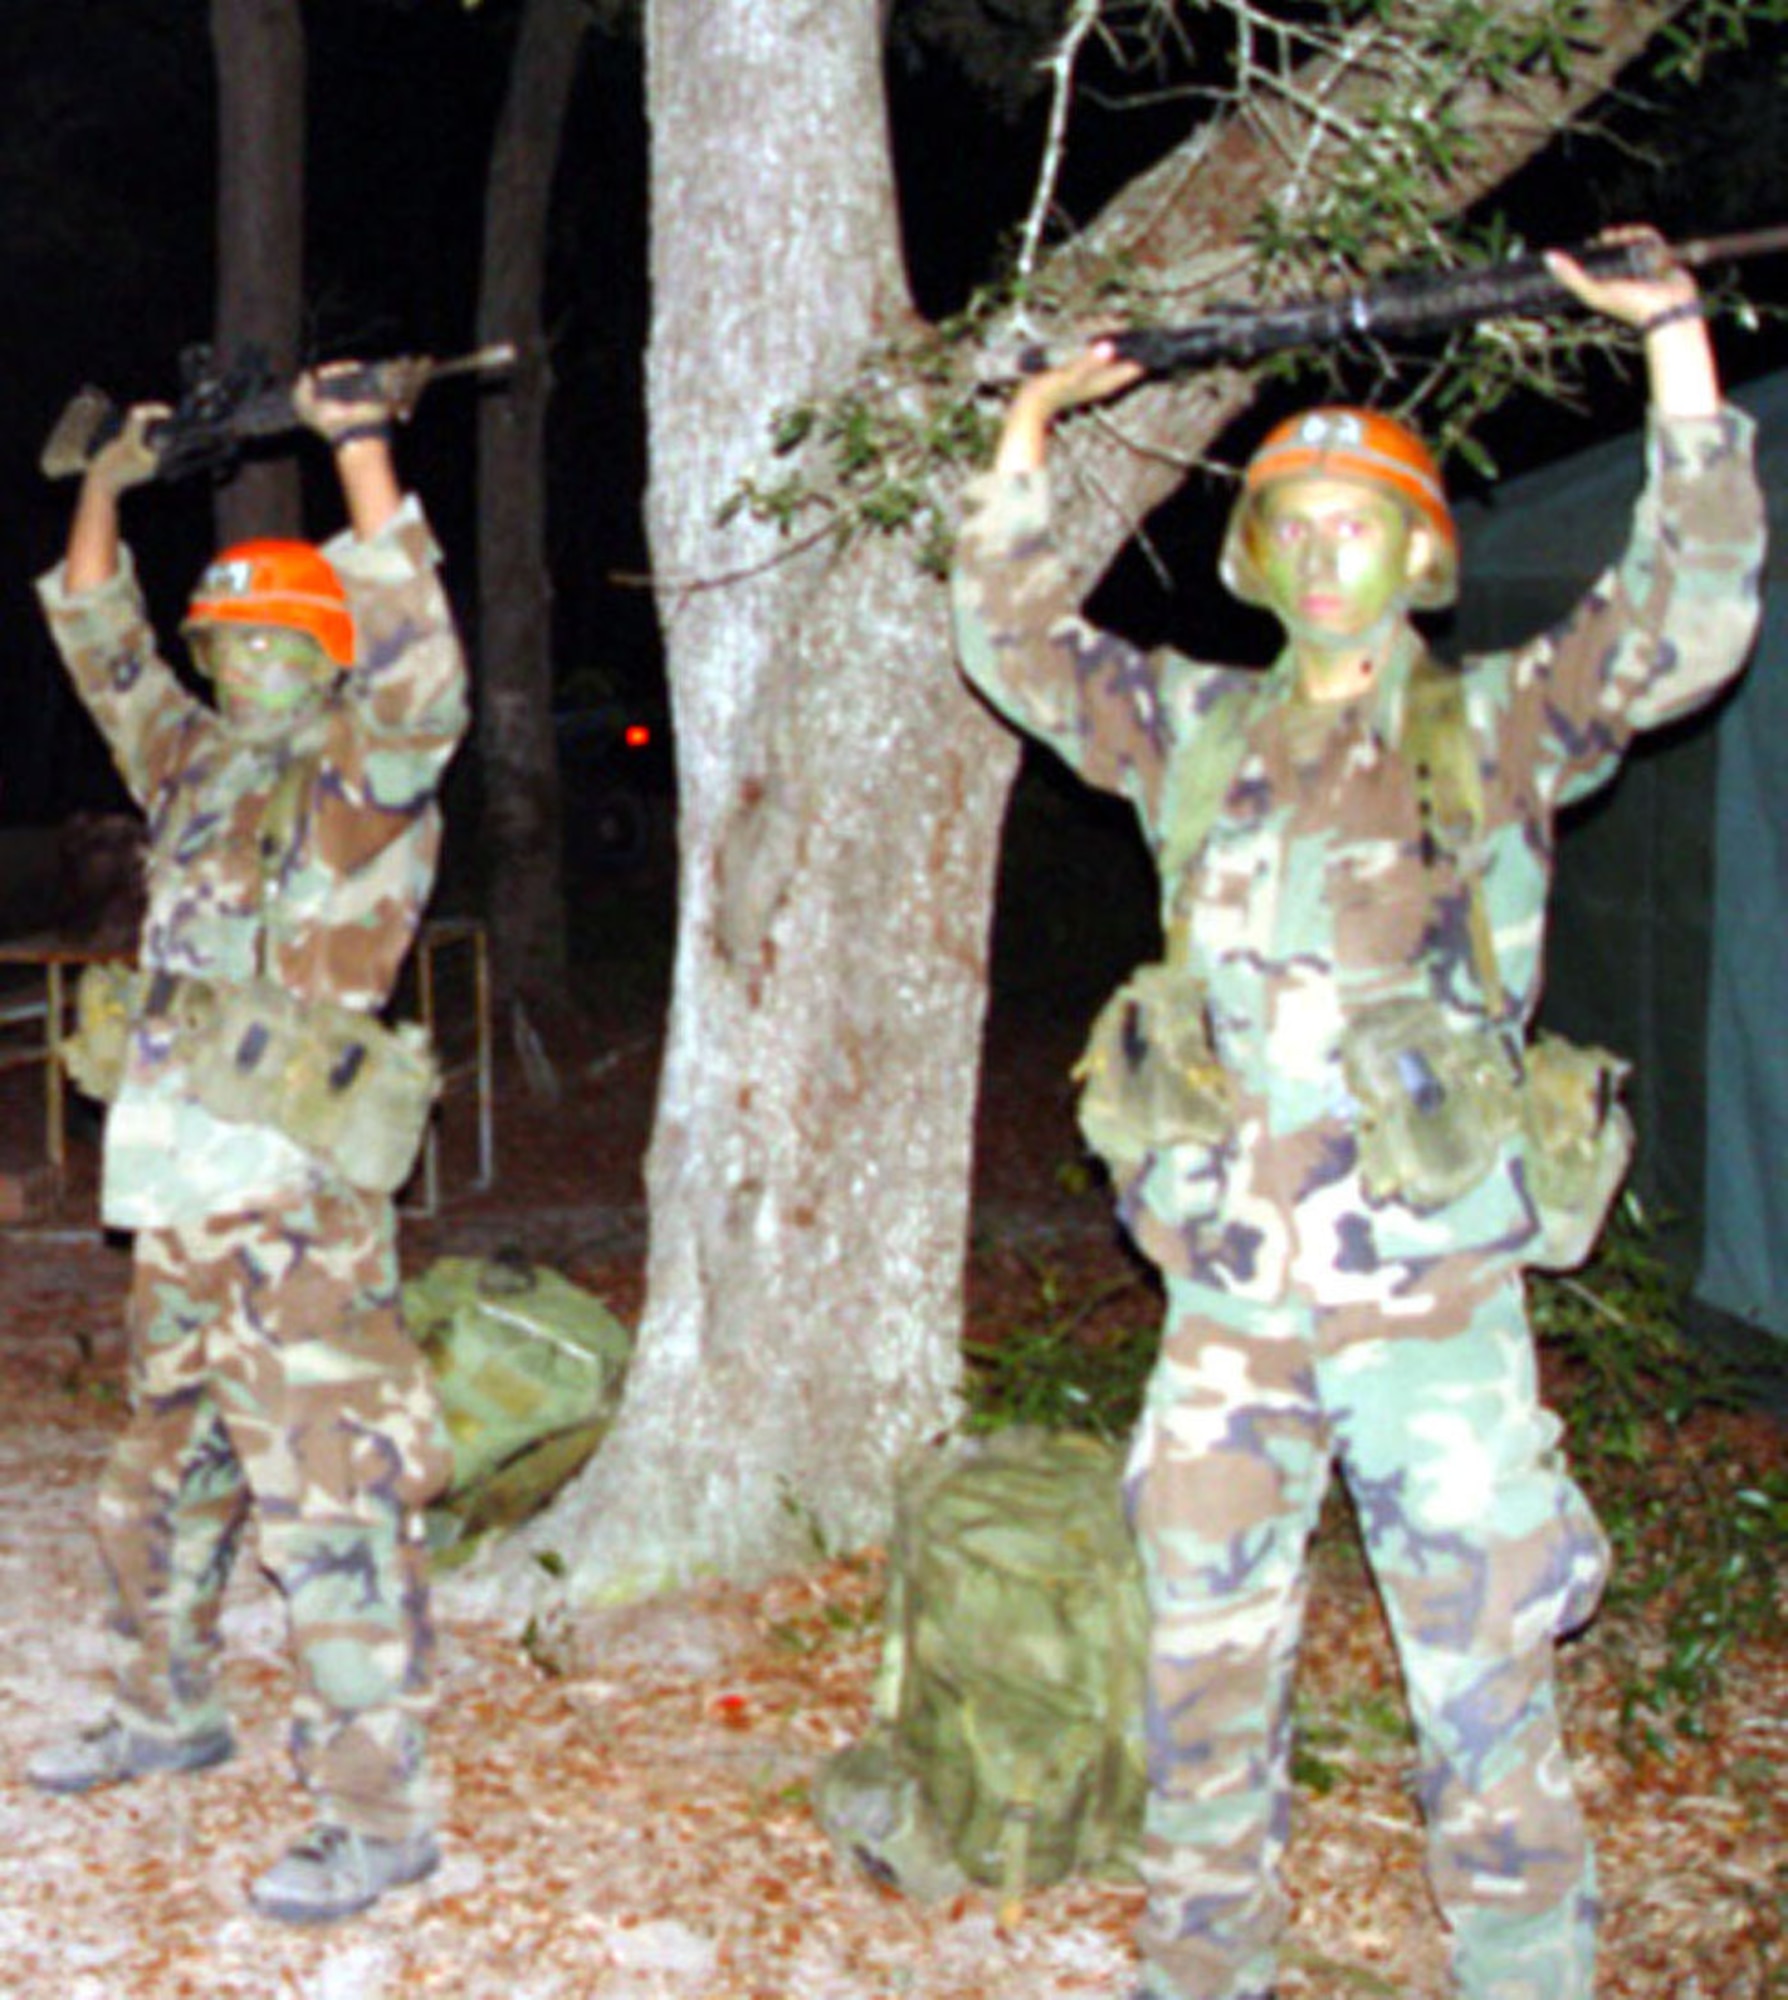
[
  {"xmin": 39, "ymin": 341, "xmax": 517, "ymax": 483},
  {"xmin": 1025, "ymin": 225, "xmax": 1788, "ymax": 378}
]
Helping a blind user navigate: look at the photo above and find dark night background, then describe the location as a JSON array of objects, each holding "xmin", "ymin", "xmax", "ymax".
[{"xmin": 0, "ymin": 1, "xmax": 1784, "ymax": 835}]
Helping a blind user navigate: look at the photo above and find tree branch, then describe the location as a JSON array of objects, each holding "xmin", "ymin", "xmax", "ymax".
[{"xmin": 1015, "ymin": 0, "xmax": 1104, "ymax": 287}]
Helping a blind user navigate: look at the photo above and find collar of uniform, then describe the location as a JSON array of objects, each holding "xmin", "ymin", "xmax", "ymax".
[{"xmin": 1266, "ymin": 623, "xmax": 1424, "ymax": 750}]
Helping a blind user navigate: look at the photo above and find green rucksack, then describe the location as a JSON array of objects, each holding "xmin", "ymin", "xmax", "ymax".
[
  {"xmin": 816, "ymin": 1427, "xmax": 1149, "ymax": 1908},
  {"xmin": 404, "ymin": 1254, "xmax": 635, "ymax": 1558}
]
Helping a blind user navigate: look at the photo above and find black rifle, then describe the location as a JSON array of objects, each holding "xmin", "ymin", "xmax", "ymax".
[
  {"xmin": 39, "ymin": 341, "xmax": 516, "ymax": 482},
  {"xmin": 1027, "ymin": 225, "xmax": 1788, "ymax": 379}
]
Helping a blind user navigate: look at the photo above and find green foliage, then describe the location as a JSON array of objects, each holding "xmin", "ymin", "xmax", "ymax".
[
  {"xmin": 720, "ymin": 310, "xmax": 1002, "ymax": 578},
  {"xmin": 1246, "ymin": 1, "xmax": 1593, "ymax": 275},
  {"xmin": 60, "ymin": 1373, "xmax": 123, "ymax": 1408},
  {"xmin": 1532, "ymin": 1210, "xmax": 1787, "ymax": 1753},
  {"xmin": 1652, "ymin": 0, "xmax": 1788, "ymax": 81},
  {"xmin": 776, "ymin": 1475, "xmax": 837, "ymax": 1562},
  {"xmin": 1290, "ymin": 1679, "xmax": 1415, "ymax": 1797},
  {"xmin": 962, "ymin": 1242, "xmax": 1159, "ymax": 1438}
]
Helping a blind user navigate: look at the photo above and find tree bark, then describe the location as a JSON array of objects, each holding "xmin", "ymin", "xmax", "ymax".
[
  {"xmin": 209, "ymin": 0, "xmax": 304, "ymax": 544},
  {"xmin": 465, "ymin": 0, "xmax": 1015, "ymax": 1605},
  {"xmin": 475, "ymin": 0, "xmax": 587, "ymax": 1023}
]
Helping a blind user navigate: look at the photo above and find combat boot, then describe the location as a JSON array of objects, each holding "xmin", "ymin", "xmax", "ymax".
[
  {"xmin": 27, "ymin": 1714, "xmax": 236, "ymax": 1795},
  {"xmin": 249, "ymin": 1822, "xmax": 440, "ymax": 1924}
]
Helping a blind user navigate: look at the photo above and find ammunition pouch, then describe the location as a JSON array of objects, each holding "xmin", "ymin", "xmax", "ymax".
[
  {"xmin": 1519, "ymin": 1033, "xmax": 1634, "ymax": 1273},
  {"xmin": 1343, "ymin": 998, "xmax": 1521, "ymax": 1212},
  {"xmin": 1342, "ymin": 998, "xmax": 1632, "ymax": 1268},
  {"xmin": 69, "ymin": 962, "xmax": 439, "ymax": 1196},
  {"xmin": 1072, "ymin": 963, "xmax": 1237, "ymax": 1183},
  {"xmin": 65, "ymin": 960, "xmax": 137, "ymax": 1105}
]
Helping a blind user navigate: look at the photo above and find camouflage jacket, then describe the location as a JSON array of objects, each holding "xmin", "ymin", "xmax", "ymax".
[
  {"xmin": 952, "ymin": 410, "xmax": 1764, "ymax": 1307},
  {"xmin": 38, "ymin": 497, "xmax": 469, "ymax": 1228}
]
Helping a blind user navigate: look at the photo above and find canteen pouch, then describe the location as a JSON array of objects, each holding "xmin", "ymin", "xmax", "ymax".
[
  {"xmin": 1519, "ymin": 1033, "xmax": 1634, "ymax": 1272},
  {"xmin": 1343, "ymin": 996, "xmax": 1520, "ymax": 1211},
  {"xmin": 187, "ymin": 977, "xmax": 439, "ymax": 1195},
  {"xmin": 1072, "ymin": 962, "xmax": 1237, "ymax": 1183},
  {"xmin": 64, "ymin": 960, "xmax": 139, "ymax": 1104}
]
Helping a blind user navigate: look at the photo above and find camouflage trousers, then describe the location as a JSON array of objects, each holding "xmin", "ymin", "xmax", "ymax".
[
  {"xmin": 95, "ymin": 1183, "xmax": 451, "ymax": 1841},
  {"xmin": 1125, "ymin": 1266, "xmax": 1609, "ymax": 2000}
]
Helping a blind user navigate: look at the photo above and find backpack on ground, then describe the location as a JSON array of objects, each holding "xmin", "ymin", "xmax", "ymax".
[
  {"xmin": 815, "ymin": 1426, "xmax": 1149, "ymax": 1907},
  {"xmin": 404, "ymin": 1253, "xmax": 634, "ymax": 1557}
]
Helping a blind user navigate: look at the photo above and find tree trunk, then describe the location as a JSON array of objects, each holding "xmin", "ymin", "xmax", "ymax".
[
  {"xmin": 476, "ymin": 0, "xmax": 587, "ymax": 1026},
  {"xmin": 209, "ymin": 0, "xmax": 304, "ymax": 544},
  {"xmin": 467, "ymin": 0, "xmax": 1016, "ymax": 1604}
]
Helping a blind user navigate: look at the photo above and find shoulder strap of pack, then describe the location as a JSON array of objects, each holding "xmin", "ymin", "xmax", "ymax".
[
  {"xmin": 1158, "ymin": 678, "xmax": 1258, "ymax": 888},
  {"xmin": 1401, "ymin": 651, "xmax": 1480, "ymax": 831},
  {"xmin": 1401, "ymin": 653, "xmax": 1505, "ymax": 1017},
  {"xmin": 254, "ymin": 750, "xmax": 317, "ymax": 978},
  {"xmin": 1157, "ymin": 681, "xmax": 1258, "ymax": 969}
]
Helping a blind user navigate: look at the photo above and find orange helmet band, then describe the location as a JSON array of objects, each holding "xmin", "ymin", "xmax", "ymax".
[{"xmin": 184, "ymin": 538, "xmax": 355, "ymax": 668}]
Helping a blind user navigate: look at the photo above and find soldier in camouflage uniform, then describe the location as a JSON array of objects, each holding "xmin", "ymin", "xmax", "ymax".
[
  {"xmin": 951, "ymin": 232, "xmax": 1764, "ymax": 2000},
  {"xmin": 27, "ymin": 367, "xmax": 468, "ymax": 1925}
]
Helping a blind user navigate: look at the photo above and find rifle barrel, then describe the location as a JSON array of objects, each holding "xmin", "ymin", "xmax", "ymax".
[
  {"xmin": 429, "ymin": 341, "xmax": 517, "ymax": 382},
  {"xmin": 1672, "ymin": 222, "xmax": 1788, "ymax": 269}
]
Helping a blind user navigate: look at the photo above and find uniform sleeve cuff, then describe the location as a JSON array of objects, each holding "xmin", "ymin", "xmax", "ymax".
[
  {"xmin": 34, "ymin": 543, "xmax": 147, "ymax": 638},
  {"xmin": 959, "ymin": 466, "xmax": 1052, "ymax": 551},
  {"xmin": 322, "ymin": 492, "xmax": 440, "ymax": 584},
  {"xmin": 1649, "ymin": 403, "xmax": 1755, "ymax": 475}
]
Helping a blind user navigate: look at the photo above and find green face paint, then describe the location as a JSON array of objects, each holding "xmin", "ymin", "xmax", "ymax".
[
  {"xmin": 1252, "ymin": 477, "xmax": 1418, "ymax": 658},
  {"xmin": 187, "ymin": 626, "xmax": 335, "ymax": 739}
]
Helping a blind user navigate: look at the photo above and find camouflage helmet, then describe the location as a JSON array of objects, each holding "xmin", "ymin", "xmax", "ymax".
[
  {"xmin": 183, "ymin": 538, "xmax": 355, "ymax": 669},
  {"xmin": 1220, "ymin": 406, "xmax": 1459, "ymax": 612}
]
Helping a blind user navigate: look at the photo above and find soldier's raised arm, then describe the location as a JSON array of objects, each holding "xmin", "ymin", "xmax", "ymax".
[
  {"xmin": 1546, "ymin": 223, "xmax": 1719, "ymax": 419},
  {"xmin": 64, "ymin": 404, "xmax": 166, "ymax": 594},
  {"xmin": 951, "ymin": 339, "xmax": 1188, "ymax": 812},
  {"xmin": 294, "ymin": 363, "xmax": 405, "ymax": 541},
  {"xmin": 991, "ymin": 341, "xmax": 1146, "ymax": 474},
  {"xmin": 1513, "ymin": 225, "xmax": 1764, "ymax": 785}
]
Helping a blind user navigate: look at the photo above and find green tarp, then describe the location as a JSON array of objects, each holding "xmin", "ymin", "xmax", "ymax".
[{"xmin": 1452, "ymin": 372, "xmax": 1788, "ymax": 1350}]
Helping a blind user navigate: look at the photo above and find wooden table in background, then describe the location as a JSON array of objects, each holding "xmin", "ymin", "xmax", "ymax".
[{"xmin": 0, "ymin": 932, "xmax": 131, "ymax": 1210}]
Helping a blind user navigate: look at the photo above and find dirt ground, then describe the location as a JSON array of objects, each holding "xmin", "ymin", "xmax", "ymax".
[{"xmin": 0, "ymin": 962, "xmax": 1782, "ymax": 1999}]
